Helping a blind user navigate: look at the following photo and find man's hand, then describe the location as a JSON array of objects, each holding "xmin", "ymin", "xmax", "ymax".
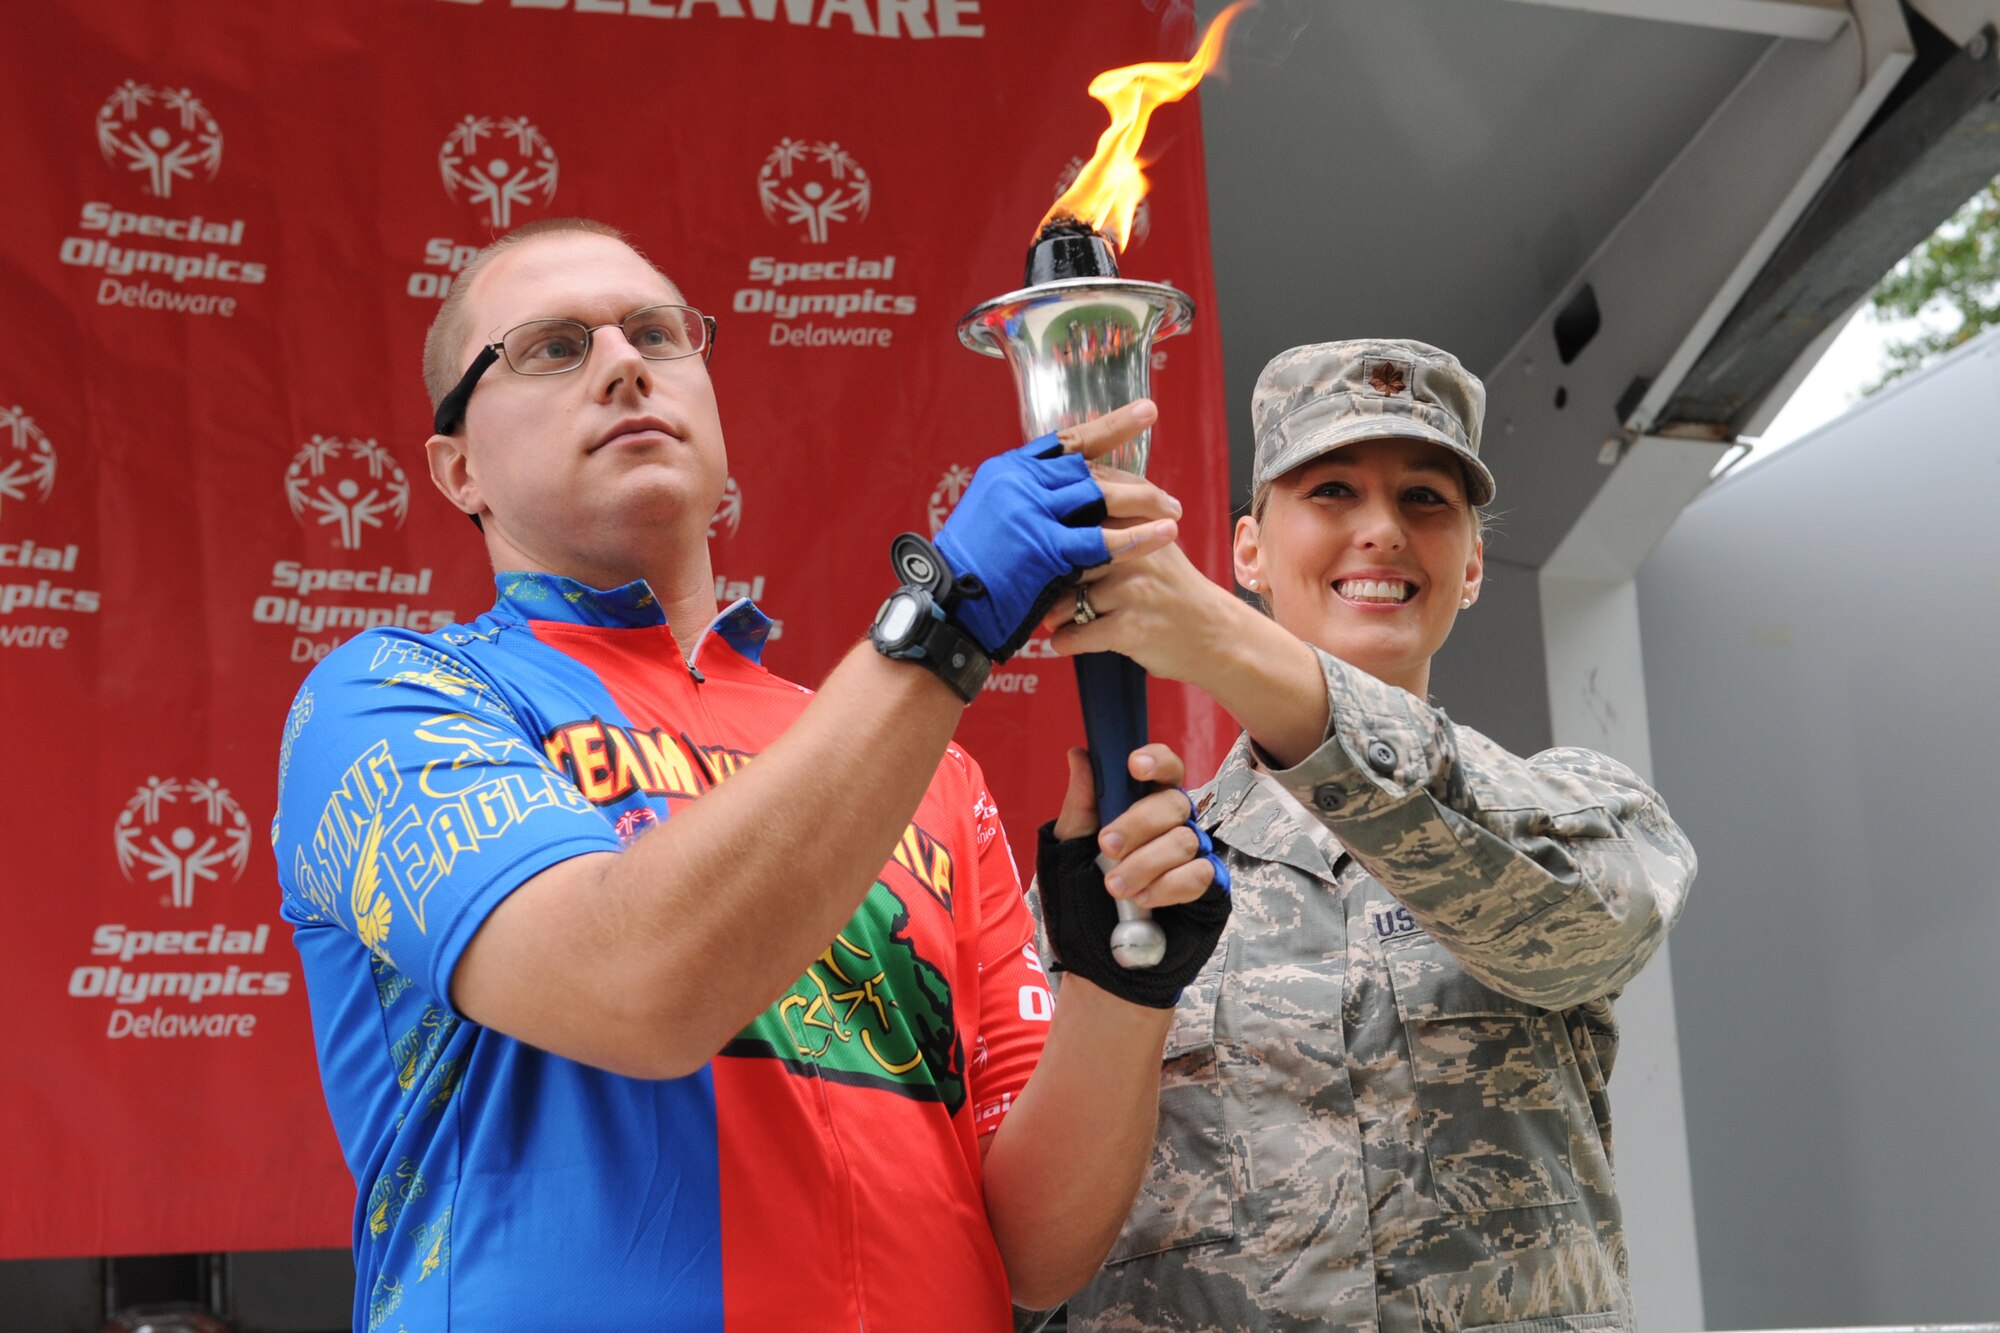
[
  {"xmin": 1038, "ymin": 743, "xmax": 1230, "ymax": 1009},
  {"xmin": 934, "ymin": 400, "xmax": 1179, "ymax": 661}
]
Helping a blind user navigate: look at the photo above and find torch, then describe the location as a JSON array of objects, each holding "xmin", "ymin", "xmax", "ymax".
[{"xmin": 957, "ymin": 5, "xmax": 1243, "ymax": 969}]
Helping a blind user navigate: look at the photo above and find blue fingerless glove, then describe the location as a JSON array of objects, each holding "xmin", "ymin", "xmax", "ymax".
[{"xmin": 933, "ymin": 434, "xmax": 1111, "ymax": 661}]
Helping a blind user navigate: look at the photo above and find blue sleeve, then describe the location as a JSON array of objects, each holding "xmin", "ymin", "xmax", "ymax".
[{"xmin": 272, "ymin": 630, "xmax": 621, "ymax": 1017}]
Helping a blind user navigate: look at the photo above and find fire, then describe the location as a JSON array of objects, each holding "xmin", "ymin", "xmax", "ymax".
[{"xmin": 1042, "ymin": 1, "xmax": 1251, "ymax": 250}]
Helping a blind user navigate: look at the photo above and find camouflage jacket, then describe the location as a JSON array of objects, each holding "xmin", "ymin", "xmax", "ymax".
[{"xmin": 1057, "ymin": 647, "xmax": 1695, "ymax": 1333}]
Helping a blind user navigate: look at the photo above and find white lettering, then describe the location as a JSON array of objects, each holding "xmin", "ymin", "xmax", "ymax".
[
  {"xmin": 91, "ymin": 923, "xmax": 272, "ymax": 964},
  {"xmin": 251, "ymin": 595, "xmax": 456, "ymax": 636},
  {"xmin": 934, "ymin": 0, "xmax": 980, "ymax": 36},
  {"xmin": 78, "ymin": 203, "xmax": 246, "ymax": 246},
  {"xmin": 818, "ymin": 0, "xmax": 876, "ymax": 34},
  {"xmin": 0, "ymin": 541, "xmax": 80, "ymax": 572},
  {"xmin": 60, "ymin": 236, "xmax": 266, "ymax": 285},
  {"xmin": 269, "ymin": 562, "xmax": 435, "ymax": 596},
  {"xmin": 878, "ymin": 0, "xmax": 930, "ymax": 35},
  {"xmin": 95, "ymin": 276, "xmax": 239, "ymax": 317},
  {"xmin": 767, "ymin": 321, "xmax": 896, "ymax": 348},
  {"xmin": 980, "ymin": 669, "xmax": 1039, "ymax": 695},
  {"xmin": 741, "ymin": 254, "xmax": 896, "ymax": 287},
  {"xmin": 70, "ymin": 963, "xmax": 290, "ymax": 1006},
  {"xmin": 0, "ymin": 581, "xmax": 101, "ymax": 615},
  {"xmin": 0, "ymin": 623, "xmax": 70, "ymax": 649},
  {"xmin": 107, "ymin": 1007, "xmax": 261, "ymax": 1039},
  {"xmin": 445, "ymin": 0, "xmax": 977, "ymax": 36}
]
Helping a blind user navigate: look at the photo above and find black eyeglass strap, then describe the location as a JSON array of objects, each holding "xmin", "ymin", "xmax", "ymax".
[{"xmin": 434, "ymin": 343, "xmax": 501, "ymax": 436}]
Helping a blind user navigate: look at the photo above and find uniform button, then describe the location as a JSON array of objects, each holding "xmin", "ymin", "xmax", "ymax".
[
  {"xmin": 1313, "ymin": 784, "xmax": 1346, "ymax": 812},
  {"xmin": 1365, "ymin": 740, "xmax": 1397, "ymax": 774}
]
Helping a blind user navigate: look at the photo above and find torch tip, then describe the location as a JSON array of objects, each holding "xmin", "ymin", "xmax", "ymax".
[
  {"xmin": 1034, "ymin": 214, "xmax": 1100, "ymax": 242},
  {"xmin": 1025, "ymin": 217, "xmax": 1121, "ymax": 287}
]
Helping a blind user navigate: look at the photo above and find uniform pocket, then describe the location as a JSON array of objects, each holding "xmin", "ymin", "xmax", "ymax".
[
  {"xmin": 1104, "ymin": 946, "xmax": 1238, "ymax": 1263},
  {"xmin": 1387, "ymin": 949, "xmax": 1580, "ymax": 1214}
]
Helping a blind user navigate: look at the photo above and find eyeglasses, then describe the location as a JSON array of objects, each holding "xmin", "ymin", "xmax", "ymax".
[{"xmin": 433, "ymin": 304, "xmax": 718, "ymax": 435}]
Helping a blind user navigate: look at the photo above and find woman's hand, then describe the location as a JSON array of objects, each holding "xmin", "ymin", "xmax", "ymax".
[
  {"xmin": 1052, "ymin": 743, "xmax": 1219, "ymax": 911},
  {"xmin": 1038, "ymin": 470, "xmax": 1246, "ymax": 692},
  {"xmin": 1040, "ymin": 469, "xmax": 1332, "ymax": 768},
  {"xmin": 1040, "ymin": 742, "xmax": 1231, "ymax": 1011}
]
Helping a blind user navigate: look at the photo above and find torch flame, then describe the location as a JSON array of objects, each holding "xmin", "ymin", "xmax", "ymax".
[{"xmin": 1042, "ymin": 1, "xmax": 1251, "ymax": 250}]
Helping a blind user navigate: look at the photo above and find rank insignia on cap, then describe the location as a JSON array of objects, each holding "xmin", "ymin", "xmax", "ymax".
[{"xmin": 1370, "ymin": 362, "xmax": 1407, "ymax": 396}]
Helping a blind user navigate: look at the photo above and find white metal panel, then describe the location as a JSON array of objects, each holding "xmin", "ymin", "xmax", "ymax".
[
  {"xmin": 1624, "ymin": 0, "xmax": 1913, "ymax": 432},
  {"xmin": 1539, "ymin": 435, "xmax": 1728, "ymax": 1332},
  {"xmin": 1639, "ymin": 331, "xmax": 2000, "ymax": 1322},
  {"xmin": 1499, "ymin": 0, "xmax": 1850, "ymax": 41}
]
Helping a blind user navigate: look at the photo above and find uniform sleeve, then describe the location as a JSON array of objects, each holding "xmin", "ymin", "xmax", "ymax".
[
  {"xmin": 272, "ymin": 629, "xmax": 621, "ymax": 1016},
  {"xmin": 957, "ymin": 753, "xmax": 1053, "ymax": 1136},
  {"xmin": 1265, "ymin": 646, "xmax": 1696, "ymax": 1010}
]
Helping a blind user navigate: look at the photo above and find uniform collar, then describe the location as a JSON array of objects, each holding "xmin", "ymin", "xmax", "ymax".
[
  {"xmin": 1197, "ymin": 733, "xmax": 1342, "ymax": 881},
  {"xmin": 491, "ymin": 572, "xmax": 772, "ymax": 665}
]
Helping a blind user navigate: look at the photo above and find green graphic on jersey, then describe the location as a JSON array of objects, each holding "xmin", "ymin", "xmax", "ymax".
[{"xmin": 731, "ymin": 881, "xmax": 964, "ymax": 1113}]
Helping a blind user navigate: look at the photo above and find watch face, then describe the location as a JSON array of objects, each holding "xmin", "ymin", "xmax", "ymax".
[{"xmin": 878, "ymin": 594, "xmax": 920, "ymax": 642}]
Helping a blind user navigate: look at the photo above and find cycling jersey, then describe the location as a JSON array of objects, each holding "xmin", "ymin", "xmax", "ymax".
[{"xmin": 272, "ymin": 572, "xmax": 1052, "ymax": 1332}]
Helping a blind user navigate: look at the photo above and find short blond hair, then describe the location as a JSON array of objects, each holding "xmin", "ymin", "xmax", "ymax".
[{"xmin": 420, "ymin": 218, "xmax": 675, "ymax": 410}]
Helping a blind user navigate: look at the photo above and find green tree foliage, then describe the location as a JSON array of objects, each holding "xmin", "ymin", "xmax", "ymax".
[{"xmin": 1866, "ymin": 178, "xmax": 2000, "ymax": 393}]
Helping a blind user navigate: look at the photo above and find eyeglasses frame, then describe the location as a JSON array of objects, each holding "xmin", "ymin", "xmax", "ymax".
[{"xmin": 432, "ymin": 305, "xmax": 718, "ymax": 436}]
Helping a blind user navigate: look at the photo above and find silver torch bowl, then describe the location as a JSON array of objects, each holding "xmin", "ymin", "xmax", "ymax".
[
  {"xmin": 957, "ymin": 271, "xmax": 1194, "ymax": 971},
  {"xmin": 956, "ymin": 276, "xmax": 1194, "ymax": 474}
]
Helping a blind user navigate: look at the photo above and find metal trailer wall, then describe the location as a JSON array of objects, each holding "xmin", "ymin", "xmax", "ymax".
[{"xmin": 1638, "ymin": 327, "xmax": 2000, "ymax": 1326}]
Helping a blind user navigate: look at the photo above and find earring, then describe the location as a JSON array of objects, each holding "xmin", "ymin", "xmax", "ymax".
[
  {"xmin": 1459, "ymin": 596, "xmax": 1472, "ymax": 609},
  {"xmin": 1245, "ymin": 577, "xmax": 1257, "ymax": 590}
]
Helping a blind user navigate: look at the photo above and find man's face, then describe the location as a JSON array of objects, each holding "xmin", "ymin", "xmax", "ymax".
[{"xmin": 431, "ymin": 232, "xmax": 727, "ymax": 579}]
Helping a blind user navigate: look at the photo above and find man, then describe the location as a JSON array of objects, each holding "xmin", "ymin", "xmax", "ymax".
[{"xmin": 271, "ymin": 218, "xmax": 1230, "ymax": 1331}]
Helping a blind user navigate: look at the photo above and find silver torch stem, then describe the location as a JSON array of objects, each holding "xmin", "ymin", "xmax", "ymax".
[{"xmin": 958, "ymin": 221, "xmax": 1194, "ymax": 969}]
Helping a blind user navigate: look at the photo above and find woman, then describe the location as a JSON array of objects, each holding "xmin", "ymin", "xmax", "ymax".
[{"xmin": 1042, "ymin": 340, "xmax": 1694, "ymax": 1332}]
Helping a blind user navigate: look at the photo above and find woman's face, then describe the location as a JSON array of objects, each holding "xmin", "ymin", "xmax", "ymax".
[{"xmin": 1235, "ymin": 437, "xmax": 1483, "ymax": 697}]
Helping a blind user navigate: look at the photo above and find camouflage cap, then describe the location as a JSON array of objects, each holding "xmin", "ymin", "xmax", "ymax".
[{"xmin": 1251, "ymin": 339, "xmax": 1495, "ymax": 505}]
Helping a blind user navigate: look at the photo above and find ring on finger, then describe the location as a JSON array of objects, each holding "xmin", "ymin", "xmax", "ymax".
[{"xmin": 1072, "ymin": 584, "xmax": 1099, "ymax": 625}]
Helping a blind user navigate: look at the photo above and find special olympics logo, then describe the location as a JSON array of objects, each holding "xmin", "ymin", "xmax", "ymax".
[
  {"xmin": 439, "ymin": 115, "xmax": 559, "ymax": 230},
  {"xmin": 284, "ymin": 435, "xmax": 411, "ymax": 551},
  {"xmin": 614, "ymin": 808, "xmax": 659, "ymax": 842},
  {"xmin": 95, "ymin": 80, "xmax": 223, "ymax": 199},
  {"xmin": 927, "ymin": 464, "xmax": 973, "ymax": 536},
  {"xmin": 113, "ymin": 777, "xmax": 253, "ymax": 910},
  {"xmin": 0, "ymin": 404, "xmax": 56, "ymax": 521},
  {"xmin": 708, "ymin": 475, "xmax": 742, "ymax": 540},
  {"xmin": 758, "ymin": 139, "xmax": 872, "ymax": 245},
  {"xmin": 1055, "ymin": 156, "xmax": 1150, "ymax": 247}
]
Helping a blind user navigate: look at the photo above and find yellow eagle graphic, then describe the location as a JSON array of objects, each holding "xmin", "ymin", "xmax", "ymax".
[{"xmin": 352, "ymin": 813, "xmax": 395, "ymax": 964}]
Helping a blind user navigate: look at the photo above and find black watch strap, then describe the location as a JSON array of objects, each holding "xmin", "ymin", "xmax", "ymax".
[{"xmin": 870, "ymin": 587, "xmax": 991, "ymax": 703}]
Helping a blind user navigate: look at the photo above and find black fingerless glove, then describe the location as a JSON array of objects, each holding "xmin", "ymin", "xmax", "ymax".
[{"xmin": 1036, "ymin": 821, "xmax": 1231, "ymax": 1009}]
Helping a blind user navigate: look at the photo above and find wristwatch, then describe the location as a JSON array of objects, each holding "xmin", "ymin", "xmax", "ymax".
[
  {"xmin": 870, "ymin": 585, "xmax": 991, "ymax": 702},
  {"xmin": 870, "ymin": 533, "xmax": 991, "ymax": 703}
]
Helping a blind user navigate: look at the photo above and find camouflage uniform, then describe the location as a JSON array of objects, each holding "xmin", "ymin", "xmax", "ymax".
[{"xmin": 1047, "ymin": 648, "xmax": 1695, "ymax": 1332}]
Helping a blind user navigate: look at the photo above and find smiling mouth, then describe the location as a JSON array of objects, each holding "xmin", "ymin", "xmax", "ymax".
[{"xmin": 1333, "ymin": 578, "xmax": 1416, "ymax": 605}]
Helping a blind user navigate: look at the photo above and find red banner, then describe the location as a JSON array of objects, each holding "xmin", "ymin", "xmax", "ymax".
[{"xmin": 0, "ymin": 0, "xmax": 1231, "ymax": 1259}]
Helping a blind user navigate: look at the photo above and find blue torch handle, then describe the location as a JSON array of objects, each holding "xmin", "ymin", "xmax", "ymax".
[{"xmin": 1075, "ymin": 650, "xmax": 1150, "ymax": 825}]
